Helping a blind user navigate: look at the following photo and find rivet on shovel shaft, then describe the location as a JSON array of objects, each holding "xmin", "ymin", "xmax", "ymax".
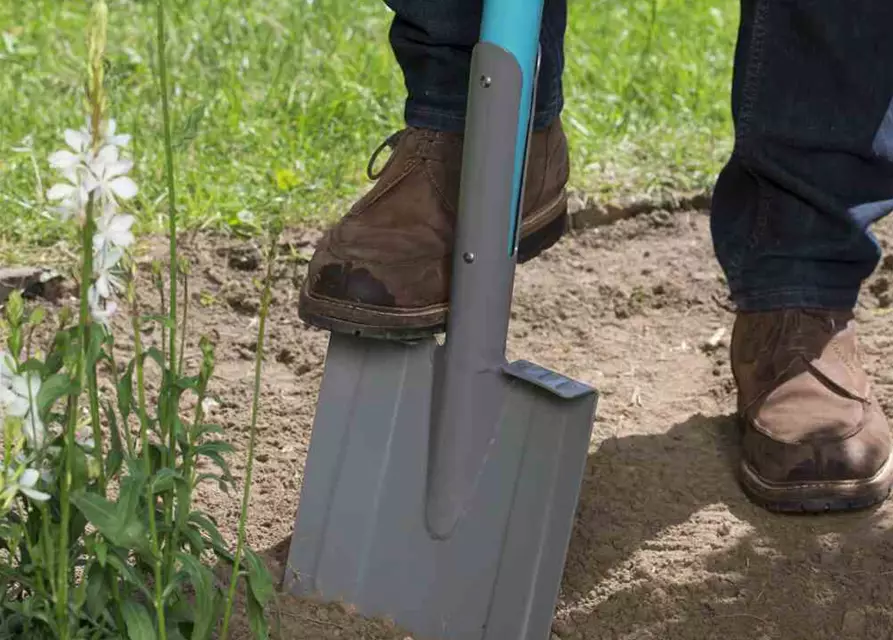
[
  {"xmin": 480, "ymin": 75, "xmax": 492, "ymax": 88},
  {"xmin": 463, "ymin": 252, "xmax": 475, "ymax": 264}
]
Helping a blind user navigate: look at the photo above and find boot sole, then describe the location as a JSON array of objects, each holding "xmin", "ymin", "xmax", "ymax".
[
  {"xmin": 738, "ymin": 446, "xmax": 893, "ymax": 514},
  {"xmin": 298, "ymin": 195, "xmax": 568, "ymax": 341}
]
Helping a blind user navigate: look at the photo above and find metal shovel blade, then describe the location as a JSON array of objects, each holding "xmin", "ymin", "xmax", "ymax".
[
  {"xmin": 286, "ymin": 9, "xmax": 597, "ymax": 638},
  {"xmin": 284, "ymin": 333, "xmax": 597, "ymax": 640}
]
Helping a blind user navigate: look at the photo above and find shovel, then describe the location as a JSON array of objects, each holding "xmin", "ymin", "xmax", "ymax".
[{"xmin": 284, "ymin": 1, "xmax": 598, "ymax": 637}]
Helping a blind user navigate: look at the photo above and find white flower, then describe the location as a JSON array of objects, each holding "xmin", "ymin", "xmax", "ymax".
[
  {"xmin": 3, "ymin": 466, "xmax": 51, "ymax": 503},
  {"xmin": 0, "ymin": 353, "xmax": 14, "ymax": 427},
  {"xmin": 48, "ymin": 129, "xmax": 89, "ymax": 180},
  {"xmin": 89, "ymin": 240, "xmax": 124, "ymax": 327},
  {"xmin": 88, "ymin": 286, "xmax": 118, "ymax": 327},
  {"xmin": 2, "ymin": 372, "xmax": 45, "ymax": 449},
  {"xmin": 49, "ymin": 120, "xmax": 130, "ymax": 182},
  {"xmin": 0, "ymin": 352, "xmax": 13, "ymax": 388},
  {"xmin": 46, "ymin": 179, "xmax": 89, "ymax": 221},
  {"xmin": 75, "ymin": 427, "xmax": 95, "ymax": 450},
  {"xmin": 90, "ymin": 300, "xmax": 118, "ymax": 327},
  {"xmin": 64, "ymin": 127, "xmax": 91, "ymax": 154},
  {"xmin": 201, "ymin": 397, "xmax": 220, "ymax": 416},
  {"xmin": 90, "ymin": 256, "xmax": 123, "ymax": 318},
  {"xmin": 102, "ymin": 119, "xmax": 131, "ymax": 148},
  {"xmin": 94, "ymin": 212, "xmax": 135, "ymax": 251},
  {"xmin": 95, "ymin": 243, "xmax": 124, "ymax": 272},
  {"xmin": 81, "ymin": 118, "xmax": 132, "ymax": 150},
  {"xmin": 44, "ymin": 120, "xmax": 137, "ymax": 330},
  {"xmin": 93, "ymin": 244, "xmax": 125, "ymax": 297},
  {"xmin": 15, "ymin": 468, "xmax": 50, "ymax": 502},
  {"xmin": 84, "ymin": 145, "xmax": 137, "ymax": 202},
  {"xmin": 94, "ymin": 267, "xmax": 124, "ymax": 301}
]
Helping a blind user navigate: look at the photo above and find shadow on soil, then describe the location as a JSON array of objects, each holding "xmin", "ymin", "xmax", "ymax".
[{"xmin": 559, "ymin": 413, "xmax": 893, "ymax": 640}]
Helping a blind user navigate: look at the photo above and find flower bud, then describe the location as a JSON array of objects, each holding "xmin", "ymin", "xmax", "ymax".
[{"xmin": 5, "ymin": 291, "xmax": 24, "ymax": 327}]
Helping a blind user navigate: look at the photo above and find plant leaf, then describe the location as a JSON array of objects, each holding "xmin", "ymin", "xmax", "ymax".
[
  {"xmin": 71, "ymin": 490, "xmax": 147, "ymax": 554},
  {"xmin": 140, "ymin": 314, "xmax": 175, "ymax": 330},
  {"xmin": 247, "ymin": 590, "xmax": 270, "ymax": 640},
  {"xmin": 117, "ymin": 360, "xmax": 135, "ymax": 420},
  {"xmin": 106, "ymin": 552, "xmax": 152, "ymax": 601},
  {"xmin": 193, "ymin": 442, "xmax": 234, "ymax": 479},
  {"xmin": 173, "ymin": 375, "xmax": 201, "ymax": 392},
  {"xmin": 85, "ymin": 562, "xmax": 109, "ymax": 620},
  {"xmin": 118, "ymin": 472, "xmax": 147, "ymax": 521},
  {"xmin": 103, "ymin": 400, "xmax": 124, "ymax": 477},
  {"xmin": 176, "ymin": 553, "xmax": 217, "ymax": 640},
  {"xmin": 173, "ymin": 102, "xmax": 207, "ymax": 151},
  {"xmin": 161, "ymin": 570, "xmax": 189, "ymax": 602},
  {"xmin": 95, "ymin": 538, "xmax": 107, "ymax": 568},
  {"xmin": 36, "ymin": 373, "xmax": 75, "ymax": 416},
  {"xmin": 150, "ymin": 468, "xmax": 183, "ymax": 495},
  {"xmin": 188, "ymin": 512, "xmax": 225, "ymax": 551},
  {"xmin": 180, "ymin": 526, "xmax": 205, "ymax": 555},
  {"xmin": 122, "ymin": 601, "xmax": 156, "ymax": 640},
  {"xmin": 193, "ymin": 423, "xmax": 224, "ymax": 440},
  {"xmin": 142, "ymin": 347, "xmax": 166, "ymax": 369},
  {"xmin": 86, "ymin": 323, "xmax": 106, "ymax": 367},
  {"xmin": 243, "ymin": 548, "xmax": 274, "ymax": 607},
  {"xmin": 193, "ymin": 441, "xmax": 234, "ymax": 456}
]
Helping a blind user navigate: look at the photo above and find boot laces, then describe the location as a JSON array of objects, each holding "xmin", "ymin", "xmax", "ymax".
[{"xmin": 366, "ymin": 130, "xmax": 406, "ymax": 180}]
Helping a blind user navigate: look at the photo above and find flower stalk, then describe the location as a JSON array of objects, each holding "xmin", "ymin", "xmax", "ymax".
[
  {"xmin": 220, "ymin": 235, "xmax": 278, "ymax": 639},
  {"xmin": 0, "ymin": 1, "xmax": 274, "ymax": 636}
]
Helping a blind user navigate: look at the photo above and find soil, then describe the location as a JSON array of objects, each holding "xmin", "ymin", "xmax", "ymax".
[{"xmin": 31, "ymin": 206, "xmax": 893, "ymax": 639}]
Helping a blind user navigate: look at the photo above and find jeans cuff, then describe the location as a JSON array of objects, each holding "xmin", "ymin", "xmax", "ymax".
[
  {"xmin": 731, "ymin": 286, "xmax": 860, "ymax": 312},
  {"xmin": 405, "ymin": 98, "xmax": 563, "ymax": 133}
]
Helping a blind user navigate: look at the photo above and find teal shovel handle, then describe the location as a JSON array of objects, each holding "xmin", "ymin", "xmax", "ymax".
[{"xmin": 481, "ymin": 0, "xmax": 545, "ymax": 256}]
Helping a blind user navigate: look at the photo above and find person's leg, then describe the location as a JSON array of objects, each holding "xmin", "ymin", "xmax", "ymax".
[
  {"xmin": 385, "ymin": 0, "xmax": 566, "ymax": 132},
  {"xmin": 713, "ymin": 0, "xmax": 893, "ymax": 512},
  {"xmin": 299, "ymin": 1, "xmax": 570, "ymax": 339}
]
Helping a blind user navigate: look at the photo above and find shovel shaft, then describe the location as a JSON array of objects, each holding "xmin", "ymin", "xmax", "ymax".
[{"xmin": 426, "ymin": 0, "xmax": 546, "ymax": 538}]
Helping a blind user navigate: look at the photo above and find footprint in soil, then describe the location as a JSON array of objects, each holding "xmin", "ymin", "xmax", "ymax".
[{"xmin": 553, "ymin": 414, "xmax": 893, "ymax": 640}]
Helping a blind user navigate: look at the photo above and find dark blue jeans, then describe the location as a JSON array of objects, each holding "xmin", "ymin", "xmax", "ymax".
[{"xmin": 384, "ymin": 0, "xmax": 893, "ymax": 311}]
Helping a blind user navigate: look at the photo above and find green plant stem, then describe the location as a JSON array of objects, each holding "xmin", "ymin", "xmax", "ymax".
[
  {"xmin": 156, "ymin": 272, "xmax": 167, "ymax": 368},
  {"xmin": 107, "ymin": 334, "xmax": 135, "ymax": 457},
  {"xmin": 87, "ymin": 353, "xmax": 106, "ymax": 493},
  {"xmin": 156, "ymin": 0, "xmax": 180, "ymax": 574},
  {"xmin": 21, "ymin": 506, "xmax": 48, "ymax": 598},
  {"xmin": 165, "ymin": 369, "xmax": 208, "ymax": 578},
  {"xmin": 130, "ymin": 294, "xmax": 167, "ymax": 640},
  {"xmin": 156, "ymin": 0, "xmax": 178, "ymax": 381},
  {"xmin": 39, "ymin": 504, "xmax": 56, "ymax": 603},
  {"xmin": 177, "ymin": 265, "xmax": 188, "ymax": 376},
  {"xmin": 109, "ymin": 579, "xmax": 127, "ymax": 634},
  {"xmin": 220, "ymin": 237, "xmax": 277, "ymax": 639},
  {"xmin": 57, "ymin": 195, "xmax": 95, "ymax": 639}
]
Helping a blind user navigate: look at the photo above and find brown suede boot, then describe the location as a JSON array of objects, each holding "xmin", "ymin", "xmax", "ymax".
[
  {"xmin": 732, "ymin": 309, "xmax": 893, "ymax": 512},
  {"xmin": 298, "ymin": 118, "xmax": 570, "ymax": 339}
]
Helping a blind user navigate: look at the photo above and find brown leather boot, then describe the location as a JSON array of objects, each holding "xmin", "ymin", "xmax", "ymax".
[
  {"xmin": 732, "ymin": 309, "xmax": 893, "ymax": 512},
  {"xmin": 298, "ymin": 118, "xmax": 570, "ymax": 339}
]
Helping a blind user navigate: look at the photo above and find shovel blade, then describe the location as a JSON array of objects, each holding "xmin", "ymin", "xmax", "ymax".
[{"xmin": 285, "ymin": 333, "xmax": 597, "ymax": 640}]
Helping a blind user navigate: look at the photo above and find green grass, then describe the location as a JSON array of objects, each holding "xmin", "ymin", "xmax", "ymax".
[
  {"xmin": 0, "ymin": 0, "xmax": 737, "ymax": 259},
  {"xmin": 565, "ymin": 0, "xmax": 737, "ymax": 201}
]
